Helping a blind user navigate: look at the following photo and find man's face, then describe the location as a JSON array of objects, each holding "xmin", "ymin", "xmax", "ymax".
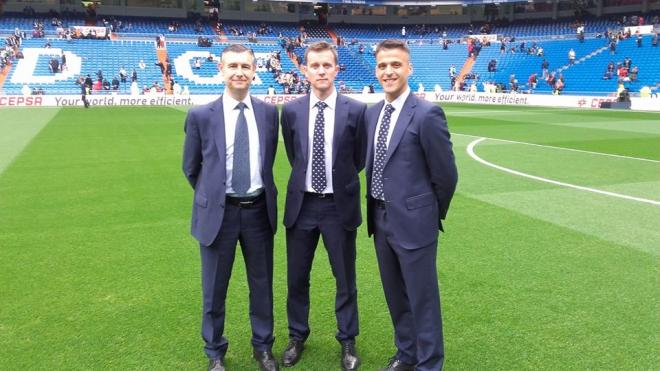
[
  {"xmin": 220, "ymin": 51, "xmax": 256, "ymax": 94},
  {"xmin": 303, "ymin": 49, "xmax": 338, "ymax": 95},
  {"xmin": 375, "ymin": 47, "xmax": 412, "ymax": 100}
]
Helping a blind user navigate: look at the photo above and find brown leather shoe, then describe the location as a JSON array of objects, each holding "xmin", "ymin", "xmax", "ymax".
[
  {"xmin": 253, "ymin": 350, "xmax": 279, "ymax": 371},
  {"xmin": 281, "ymin": 340, "xmax": 304, "ymax": 367},
  {"xmin": 380, "ymin": 357, "xmax": 415, "ymax": 371},
  {"xmin": 341, "ymin": 340, "xmax": 360, "ymax": 370},
  {"xmin": 207, "ymin": 358, "xmax": 225, "ymax": 371}
]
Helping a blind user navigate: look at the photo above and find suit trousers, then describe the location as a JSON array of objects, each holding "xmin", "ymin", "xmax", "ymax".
[
  {"xmin": 200, "ymin": 197, "xmax": 275, "ymax": 359},
  {"xmin": 373, "ymin": 206, "xmax": 445, "ymax": 371},
  {"xmin": 286, "ymin": 193, "xmax": 359, "ymax": 342}
]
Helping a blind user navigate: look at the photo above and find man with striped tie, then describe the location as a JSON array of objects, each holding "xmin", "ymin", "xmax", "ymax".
[{"xmin": 182, "ymin": 44, "xmax": 280, "ymax": 371}]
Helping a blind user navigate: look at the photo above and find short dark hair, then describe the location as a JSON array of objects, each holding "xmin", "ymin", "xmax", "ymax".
[
  {"xmin": 304, "ymin": 41, "xmax": 338, "ymax": 65},
  {"xmin": 375, "ymin": 39, "xmax": 410, "ymax": 56},
  {"xmin": 221, "ymin": 44, "xmax": 256, "ymax": 65}
]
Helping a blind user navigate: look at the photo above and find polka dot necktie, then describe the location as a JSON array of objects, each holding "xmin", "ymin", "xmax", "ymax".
[
  {"xmin": 311, "ymin": 101, "xmax": 328, "ymax": 193},
  {"xmin": 372, "ymin": 104, "xmax": 395, "ymax": 200},
  {"xmin": 232, "ymin": 102, "xmax": 250, "ymax": 195}
]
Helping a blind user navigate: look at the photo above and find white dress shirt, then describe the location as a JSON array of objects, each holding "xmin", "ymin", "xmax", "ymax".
[
  {"xmin": 306, "ymin": 88, "xmax": 337, "ymax": 194},
  {"xmin": 374, "ymin": 87, "xmax": 410, "ymax": 149},
  {"xmin": 222, "ymin": 93, "xmax": 263, "ymax": 195}
]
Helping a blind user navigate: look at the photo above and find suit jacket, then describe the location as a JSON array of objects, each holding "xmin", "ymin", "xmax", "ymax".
[
  {"xmin": 365, "ymin": 93, "xmax": 457, "ymax": 249},
  {"xmin": 281, "ymin": 93, "xmax": 367, "ymax": 230},
  {"xmin": 182, "ymin": 96, "xmax": 279, "ymax": 246}
]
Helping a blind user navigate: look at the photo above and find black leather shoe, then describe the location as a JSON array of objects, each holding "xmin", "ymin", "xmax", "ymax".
[
  {"xmin": 207, "ymin": 358, "xmax": 225, "ymax": 371},
  {"xmin": 281, "ymin": 340, "xmax": 304, "ymax": 367},
  {"xmin": 380, "ymin": 357, "xmax": 415, "ymax": 371},
  {"xmin": 253, "ymin": 350, "xmax": 279, "ymax": 371},
  {"xmin": 340, "ymin": 340, "xmax": 360, "ymax": 370}
]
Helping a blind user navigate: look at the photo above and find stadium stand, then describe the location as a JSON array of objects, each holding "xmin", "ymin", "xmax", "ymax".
[{"xmin": 1, "ymin": 12, "xmax": 658, "ymax": 97}]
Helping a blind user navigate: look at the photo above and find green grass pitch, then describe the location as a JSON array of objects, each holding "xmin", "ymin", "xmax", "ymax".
[{"xmin": 0, "ymin": 103, "xmax": 658, "ymax": 370}]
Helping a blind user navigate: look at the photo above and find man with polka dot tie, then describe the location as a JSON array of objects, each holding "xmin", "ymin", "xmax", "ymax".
[
  {"xmin": 365, "ymin": 39, "xmax": 458, "ymax": 371},
  {"xmin": 280, "ymin": 41, "xmax": 367, "ymax": 371}
]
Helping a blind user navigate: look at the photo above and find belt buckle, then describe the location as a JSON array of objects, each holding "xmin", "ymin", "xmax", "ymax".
[
  {"xmin": 318, "ymin": 193, "xmax": 329, "ymax": 198},
  {"xmin": 239, "ymin": 199, "xmax": 254, "ymax": 207}
]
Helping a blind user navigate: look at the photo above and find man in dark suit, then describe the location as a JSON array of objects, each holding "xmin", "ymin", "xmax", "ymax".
[
  {"xmin": 365, "ymin": 39, "xmax": 458, "ymax": 371},
  {"xmin": 280, "ymin": 41, "xmax": 366, "ymax": 370},
  {"xmin": 182, "ymin": 44, "xmax": 280, "ymax": 371}
]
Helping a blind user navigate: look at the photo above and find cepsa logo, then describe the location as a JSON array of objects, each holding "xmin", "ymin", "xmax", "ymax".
[
  {"xmin": 589, "ymin": 97, "xmax": 617, "ymax": 108},
  {"xmin": 262, "ymin": 95, "xmax": 302, "ymax": 104},
  {"xmin": 0, "ymin": 96, "xmax": 43, "ymax": 106}
]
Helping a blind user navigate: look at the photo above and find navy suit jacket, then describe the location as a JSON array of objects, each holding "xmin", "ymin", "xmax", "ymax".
[
  {"xmin": 365, "ymin": 94, "xmax": 457, "ymax": 249},
  {"xmin": 182, "ymin": 96, "xmax": 279, "ymax": 246},
  {"xmin": 281, "ymin": 93, "xmax": 367, "ymax": 230}
]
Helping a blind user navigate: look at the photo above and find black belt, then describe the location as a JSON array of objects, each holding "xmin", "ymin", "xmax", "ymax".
[
  {"xmin": 304, "ymin": 192, "xmax": 333, "ymax": 199},
  {"xmin": 226, "ymin": 192, "xmax": 265, "ymax": 207},
  {"xmin": 373, "ymin": 198, "xmax": 386, "ymax": 209}
]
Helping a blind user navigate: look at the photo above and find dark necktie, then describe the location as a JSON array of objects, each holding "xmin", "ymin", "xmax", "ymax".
[
  {"xmin": 232, "ymin": 102, "xmax": 250, "ymax": 195},
  {"xmin": 311, "ymin": 101, "xmax": 328, "ymax": 193},
  {"xmin": 372, "ymin": 104, "xmax": 395, "ymax": 200}
]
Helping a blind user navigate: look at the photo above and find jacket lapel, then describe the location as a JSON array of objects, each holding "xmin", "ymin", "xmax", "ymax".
[
  {"xmin": 383, "ymin": 94, "xmax": 416, "ymax": 167},
  {"xmin": 211, "ymin": 97, "xmax": 226, "ymax": 173},
  {"xmin": 332, "ymin": 94, "xmax": 350, "ymax": 166},
  {"xmin": 298, "ymin": 95, "xmax": 311, "ymax": 165},
  {"xmin": 251, "ymin": 96, "xmax": 267, "ymax": 166},
  {"xmin": 365, "ymin": 100, "xmax": 384, "ymax": 177}
]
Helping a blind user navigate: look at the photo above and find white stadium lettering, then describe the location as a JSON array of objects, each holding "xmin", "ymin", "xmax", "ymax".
[{"xmin": 10, "ymin": 48, "xmax": 81, "ymax": 84}]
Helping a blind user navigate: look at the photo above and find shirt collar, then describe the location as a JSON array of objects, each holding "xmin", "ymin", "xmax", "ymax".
[
  {"xmin": 310, "ymin": 88, "xmax": 337, "ymax": 111},
  {"xmin": 385, "ymin": 87, "xmax": 410, "ymax": 113},
  {"xmin": 222, "ymin": 92, "xmax": 253, "ymax": 112}
]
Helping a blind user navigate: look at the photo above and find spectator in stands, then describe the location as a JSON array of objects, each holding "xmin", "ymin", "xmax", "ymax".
[
  {"xmin": 630, "ymin": 66, "xmax": 638, "ymax": 81},
  {"xmin": 500, "ymin": 41, "xmax": 506, "ymax": 54},
  {"xmin": 636, "ymin": 33, "xmax": 643, "ymax": 47},
  {"xmin": 49, "ymin": 57, "xmax": 59, "ymax": 73},
  {"xmin": 84, "ymin": 74, "xmax": 93, "ymax": 89},
  {"xmin": 448, "ymin": 64, "xmax": 456, "ymax": 79},
  {"xmin": 60, "ymin": 53, "xmax": 67, "ymax": 71},
  {"xmin": 139, "ymin": 59, "xmax": 146, "ymax": 70},
  {"xmin": 111, "ymin": 76, "xmax": 120, "ymax": 90},
  {"xmin": 528, "ymin": 73, "xmax": 538, "ymax": 91},
  {"xmin": 536, "ymin": 46, "xmax": 544, "ymax": 57},
  {"xmin": 653, "ymin": 33, "xmax": 658, "ymax": 47},
  {"xmin": 94, "ymin": 79, "xmax": 102, "ymax": 91},
  {"xmin": 401, "ymin": 26, "xmax": 406, "ymax": 38},
  {"xmin": 131, "ymin": 69, "xmax": 138, "ymax": 83},
  {"xmin": 103, "ymin": 79, "xmax": 111, "ymax": 90},
  {"xmin": 193, "ymin": 58, "xmax": 201, "ymax": 70},
  {"xmin": 623, "ymin": 57, "xmax": 632, "ymax": 69},
  {"xmin": 417, "ymin": 83, "xmax": 425, "ymax": 94},
  {"xmin": 119, "ymin": 66, "xmax": 127, "ymax": 83},
  {"xmin": 21, "ymin": 84, "xmax": 31, "ymax": 96},
  {"xmin": 610, "ymin": 39, "xmax": 617, "ymax": 54},
  {"xmin": 553, "ymin": 77, "xmax": 564, "ymax": 95},
  {"xmin": 541, "ymin": 59, "xmax": 549, "ymax": 78},
  {"xmin": 568, "ymin": 48, "xmax": 576, "ymax": 65},
  {"xmin": 603, "ymin": 69, "xmax": 613, "ymax": 80}
]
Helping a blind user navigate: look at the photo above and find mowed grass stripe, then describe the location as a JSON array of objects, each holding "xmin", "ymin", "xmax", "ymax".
[
  {"xmin": 0, "ymin": 107, "xmax": 61, "ymax": 175},
  {"xmin": 0, "ymin": 105, "xmax": 658, "ymax": 370}
]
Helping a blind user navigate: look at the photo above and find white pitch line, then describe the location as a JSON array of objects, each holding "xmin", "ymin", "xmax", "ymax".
[
  {"xmin": 454, "ymin": 133, "xmax": 660, "ymax": 164},
  {"xmin": 466, "ymin": 137, "xmax": 660, "ymax": 206}
]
